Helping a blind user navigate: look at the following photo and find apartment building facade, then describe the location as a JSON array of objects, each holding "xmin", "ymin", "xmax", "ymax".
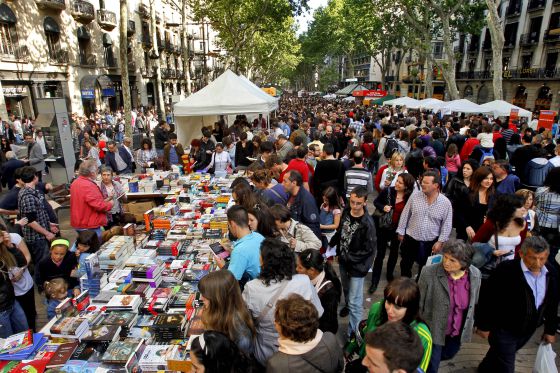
[{"xmin": 0, "ymin": 0, "xmax": 222, "ymax": 119}]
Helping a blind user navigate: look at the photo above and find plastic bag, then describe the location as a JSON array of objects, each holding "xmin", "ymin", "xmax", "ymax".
[{"xmin": 533, "ymin": 343, "xmax": 558, "ymax": 373}]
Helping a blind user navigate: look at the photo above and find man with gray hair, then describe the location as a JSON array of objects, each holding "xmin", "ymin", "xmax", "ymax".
[
  {"xmin": 0, "ymin": 151, "xmax": 25, "ymax": 189},
  {"xmin": 475, "ymin": 236, "xmax": 559, "ymax": 372},
  {"xmin": 105, "ymin": 140, "xmax": 132, "ymax": 174},
  {"xmin": 70, "ymin": 159, "xmax": 113, "ymax": 239}
]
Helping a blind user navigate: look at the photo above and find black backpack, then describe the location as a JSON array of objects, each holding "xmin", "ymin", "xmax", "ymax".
[{"xmin": 383, "ymin": 137, "xmax": 399, "ymax": 158}]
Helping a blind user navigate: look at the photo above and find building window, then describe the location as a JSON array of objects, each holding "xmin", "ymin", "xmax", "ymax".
[
  {"xmin": 103, "ymin": 33, "xmax": 116, "ymax": 67},
  {"xmin": 432, "ymin": 42, "xmax": 444, "ymax": 59},
  {"xmin": 0, "ymin": 23, "xmax": 16, "ymax": 56}
]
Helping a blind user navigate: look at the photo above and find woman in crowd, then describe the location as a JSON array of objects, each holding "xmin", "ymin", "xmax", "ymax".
[
  {"xmin": 269, "ymin": 204, "xmax": 322, "ymax": 252},
  {"xmin": 0, "ymin": 237, "xmax": 28, "ymax": 338},
  {"xmin": 477, "ymin": 123, "xmax": 494, "ymax": 151},
  {"xmin": 471, "ymin": 194, "xmax": 528, "ymax": 272},
  {"xmin": 98, "ymin": 166, "xmax": 127, "ymax": 228},
  {"xmin": 344, "ymin": 278, "xmax": 432, "ymax": 373},
  {"xmin": 319, "ymin": 186, "xmax": 343, "ymax": 248},
  {"xmin": 534, "ymin": 167, "xmax": 560, "ymax": 258},
  {"xmin": 267, "ymin": 294, "xmax": 343, "ymax": 373},
  {"xmin": 83, "ymin": 139, "xmax": 101, "ymax": 167},
  {"xmin": 379, "ymin": 152, "xmax": 407, "ymax": 190},
  {"xmin": 0, "ymin": 229, "xmax": 35, "ymax": 332},
  {"xmin": 455, "ymin": 166, "xmax": 495, "ymax": 241},
  {"xmin": 418, "ymin": 239, "xmax": 481, "ymax": 373},
  {"xmin": 445, "ymin": 159, "xmax": 478, "ymax": 218},
  {"xmin": 136, "ymin": 138, "xmax": 158, "ymax": 172},
  {"xmin": 247, "ymin": 205, "xmax": 276, "ymax": 238},
  {"xmin": 71, "ymin": 230, "xmax": 101, "ymax": 279},
  {"xmin": 190, "ymin": 331, "xmax": 254, "ymax": 373},
  {"xmin": 360, "ymin": 131, "xmax": 377, "ymax": 172},
  {"xmin": 203, "ymin": 142, "xmax": 232, "ymax": 176},
  {"xmin": 232, "ymin": 182, "xmax": 263, "ymax": 211},
  {"xmin": 235, "ymin": 132, "xmax": 254, "ymax": 170},
  {"xmin": 370, "ymin": 173, "xmax": 417, "ymax": 293},
  {"xmin": 250, "ymin": 169, "xmax": 288, "ymax": 206},
  {"xmin": 296, "ymin": 249, "xmax": 341, "ymax": 334},
  {"xmin": 516, "ymin": 189, "xmax": 537, "ymax": 232},
  {"xmin": 198, "ymin": 270, "xmax": 255, "ymax": 355},
  {"xmin": 242, "ymin": 238, "xmax": 323, "ymax": 366},
  {"xmin": 445, "ymin": 144, "xmax": 461, "ymax": 180}
]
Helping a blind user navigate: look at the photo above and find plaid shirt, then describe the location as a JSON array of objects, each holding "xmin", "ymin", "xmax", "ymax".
[
  {"xmin": 535, "ymin": 187, "xmax": 560, "ymax": 229},
  {"xmin": 397, "ymin": 191, "xmax": 453, "ymax": 242},
  {"xmin": 18, "ymin": 186, "xmax": 51, "ymax": 242},
  {"xmin": 349, "ymin": 120, "xmax": 364, "ymax": 137}
]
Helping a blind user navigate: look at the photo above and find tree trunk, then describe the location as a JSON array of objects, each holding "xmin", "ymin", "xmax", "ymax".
[
  {"xmin": 181, "ymin": 0, "xmax": 192, "ymax": 95},
  {"xmin": 119, "ymin": 0, "xmax": 132, "ymax": 137},
  {"xmin": 425, "ymin": 56, "xmax": 433, "ymax": 98},
  {"xmin": 486, "ymin": 0, "xmax": 504, "ymax": 100},
  {"xmin": 346, "ymin": 53, "xmax": 355, "ymax": 78},
  {"xmin": 440, "ymin": 15, "xmax": 459, "ymax": 100},
  {"xmin": 150, "ymin": 0, "xmax": 165, "ymax": 119}
]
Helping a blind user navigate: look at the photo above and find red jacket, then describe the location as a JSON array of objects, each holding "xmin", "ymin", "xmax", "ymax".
[
  {"xmin": 459, "ymin": 138, "xmax": 480, "ymax": 162},
  {"xmin": 70, "ymin": 175, "xmax": 112, "ymax": 229}
]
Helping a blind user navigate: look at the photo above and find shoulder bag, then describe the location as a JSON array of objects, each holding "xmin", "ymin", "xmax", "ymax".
[{"xmin": 256, "ymin": 280, "xmax": 290, "ymax": 325}]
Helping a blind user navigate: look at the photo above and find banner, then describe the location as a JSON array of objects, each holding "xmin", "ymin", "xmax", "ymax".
[
  {"xmin": 352, "ymin": 89, "xmax": 387, "ymax": 97},
  {"xmin": 538, "ymin": 110, "xmax": 556, "ymax": 130},
  {"xmin": 508, "ymin": 108, "xmax": 519, "ymax": 133}
]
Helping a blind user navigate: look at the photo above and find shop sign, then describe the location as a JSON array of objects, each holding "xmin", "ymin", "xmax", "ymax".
[
  {"xmin": 2, "ymin": 86, "xmax": 27, "ymax": 97},
  {"xmin": 81, "ymin": 89, "xmax": 95, "ymax": 99},
  {"xmin": 538, "ymin": 110, "xmax": 556, "ymax": 130},
  {"xmin": 345, "ymin": 78, "xmax": 358, "ymax": 82},
  {"xmin": 102, "ymin": 88, "xmax": 116, "ymax": 97},
  {"xmin": 352, "ymin": 89, "xmax": 387, "ymax": 97}
]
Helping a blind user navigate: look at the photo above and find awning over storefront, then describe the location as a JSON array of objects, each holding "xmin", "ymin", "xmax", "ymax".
[
  {"xmin": 0, "ymin": 4, "xmax": 16, "ymax": 24},
  {"xmin": 34, "ymin": 113, "xmax": 55, "ymax": 128},
  {"xmin": 368, "ymin": 95, "xmax": 395, "ymax": 105},
  {"xmin": 77, "ymin": 26, "xmax": 90, "ymax": 40},
  {"xmin": 103, "ymin": 33, "xmax": 112, "ymax": 46},
  {"xmin": 80, "ymin": 75, "xmax": 115, "ymax": 99},
  {"xmin": 335, "ymin": 84, "xmax": 368, "ymax": 96},
  {"xmin": 43, "ymin": 16, "xmax": 60, "ymax": 34}
]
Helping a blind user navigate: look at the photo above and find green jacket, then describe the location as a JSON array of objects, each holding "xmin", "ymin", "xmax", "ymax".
[{"xmin": 346, "ymin": 300, "xmax": 432, "ymax": 372}]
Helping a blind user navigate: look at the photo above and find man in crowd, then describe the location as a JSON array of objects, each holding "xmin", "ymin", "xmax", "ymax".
[
  {"xmin": 163, "ymin": 133, "xmax": 185, "ymax": 170},
  {"xmin": 492, "ymin": 160, "xmax": 520, "ymax": 194},
  {"xmin": 320, "ymin": 125, "xmax": 340, "ymax": 158},
  {"xmin": 476, "ymin": 236, "xmax": 558, "ymax": 372},
  {"xmin": 70, "ymin": 160, "xmax": 113, "ymax": 239},
  {"xmin": 285, "ymin": 147, "xmax": 313, "ymax": 191},
  {"xmin": 329, "ymin": 186, "xmax": 376, "ymax": 336},
  {"xmin": 1, "ymin": 151, "xmax": 25, "ymax": 189},
  {"xmin": 24, "ymin": 132, "xmax": 46, "ymax": 182},
  {"xmin": 344, "ymin": 150, "xmax": 374, "ymax": 197},
  {"xmin": 397, "ymin": 169, "xmax": 453, "ymax": 278},
  {"xmin": 196, "ymin": 129, "xmax": 216, "ymax": 170},
  {"xmin": 282, "ymin": 170, "xmax": 321, "ymax": 239},
  {"xmin": 105, "ymin": 140, "xmax": 133, "ymax": 174},
  {"xmin": 312, "ymin": 143, "xmax": 345, "ymax": 205},
  {"xmin": 276, "ymin": 135, "xmax": 294, "ymax": 162},
  {"xmin": 18, "ymin": 166, "xmax": 55, "ymax": 265},
  {"xmin": 510, "ymin": 134, "xmax": 539, "ymax": 183},
  {"xmin": 223, "ymin": 205, "xmax": 265, "ymax": 284},
  {"xmin": 362, "ymin": 322, "xmax": 424, "ymax": 373},
  {"xmin": 153, "ymin": 120, "xmax": 169, "ymax": 157},
  {"xmin": 265, "ymin": 154, "xmax": 289, "ymax": 183}
]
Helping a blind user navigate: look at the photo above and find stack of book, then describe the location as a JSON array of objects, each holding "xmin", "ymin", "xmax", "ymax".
[
  {"xmin": 82, "ymin": 324, "xmax": 122, "ymax": 343},
  {"xmin": 96, "ymin": 311, "xmax": 138, "ymax": 336},
  {"xmin": 50, "ymin": 317, "xmax": 89, "ymax": 340},
  {"xmin": 101, "ymin": 339, "xmax": 143, "ymax": 366},
  {"xmin": 157, "ymin": 241, "xmax": 180, "ymax": 256},
  {"xmin": 152, "ymin": 314, "xmax": 187, "ymax": 341},
  {"xmin": 0, "ymin": 331, "xmax": 47, "ymax": 361},
  {"xmin": 98, "ymin": 236, "xmax": 135, "ymax": 270},
  {"xmin": 105, "ymin": 294, "xmax": 142, "ymax": 312},
  {"xmin": 138, "ymin": 345, "xmax": 180, "ymax": 371},
  {"xmin": 130, "ymin": 264, "xmax": 164, "ymax": 288}
]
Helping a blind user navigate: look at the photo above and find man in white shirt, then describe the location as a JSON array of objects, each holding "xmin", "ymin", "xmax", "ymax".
[
  {"xmin": 529, "ymin": 114, "xmax": 539, "ymax": 131},
  {"xmin": 11, "ymin": 114, "xmax": 23, "ymax": 143},
  {"xmin": 34, "ymin": 129, "xmax": 48, "ymax": 156}
]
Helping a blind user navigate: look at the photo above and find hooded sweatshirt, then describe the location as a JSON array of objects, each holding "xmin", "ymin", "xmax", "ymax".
[{"xmin": 525, "ymin": 158, "xmax": 554, "ymax": 187}]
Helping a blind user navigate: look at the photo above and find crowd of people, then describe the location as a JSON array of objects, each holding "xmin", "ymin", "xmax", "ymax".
[{"xmin": 0, "ymin": 96, "xmax": 559, "ymax": 373}]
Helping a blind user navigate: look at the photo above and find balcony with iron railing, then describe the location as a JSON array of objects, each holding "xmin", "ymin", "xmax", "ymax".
[
  {"xmin": 176, "ymin": 69, "xmax": 183, "ymax": 79},
  {"xmin": 79, "ymin": 53, "xmax": 96, "ymax": 66},
  {"xmin": 520, "ymin": 32, "xmax": 540, "ymax": 46},
  {"xmin": 12, "ymin": 46, "xmax": 29, "ymax": 61},
  {"xmin": 36, "ymin": 0, "xmax": 66, "ymax": 11},
  {"xmin": 50, "ymin": 50, "xmax": 69, "ymax": 65},
  {"xmin": 97, "ymin": 9, "xmax": 117, "ymax": 31},
  {"xmin": 141, "ymin": 66, "xmax": 153, "ymax": 77},
  {"xmin": 128, "ymin": 60, "xmax": 136, "ymax": 71},
  {"xmin": 504, "ymin": 38, "xmax": 517, "ymax": 49},
  {"xmin": 106, "ymin": 57, "xmax": 118, "ymax": 69},
  {"xmin": 544, "ymin": 28, "xmax": 560, "ymax": 42},
  {"xmin": 385, "ymin": 75, "xmax": 395, "ymax": 82},
  {"xmin": 71, "ymin": 1, "xmax": 94, "ymax": 23},
  {"xmin": 528, "ymin": 0, "xmax": 546, "ymax": 11},
  {"xmin": 456, "ymin": 68, "xmax": 560, "ymax": 80}
]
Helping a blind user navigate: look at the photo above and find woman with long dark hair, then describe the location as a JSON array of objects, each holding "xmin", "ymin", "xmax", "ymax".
[
  {"xmin": 190, "ymin": 331, "xmax": 255, "ymax": 373},
  {"xmin": 370, "ymin": 173, "xmax": 416, "ymax": 293},
  {"xmin": 247, "ymin": 205, "xmax": 276, "ymax": 238},
  {"xmin": 455, "ymin": 166, "xmax": 494, "ymax": 241},
  {"xmin": 344, "ymin": 278, "xmax": 432, "ymax": 372},
  {"xmin": 296, "ymin": 249, "xmax": 342, "ymax": 334}
]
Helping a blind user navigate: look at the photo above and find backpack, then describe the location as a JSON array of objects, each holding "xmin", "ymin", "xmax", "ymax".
[{"xmin": 383, "ymin": 137, "xmax": 399, "ymax": 159}]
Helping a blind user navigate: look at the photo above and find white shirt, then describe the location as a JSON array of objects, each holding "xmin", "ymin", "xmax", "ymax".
[
  {"xmin": 35, "ymin": 135, "xmax": 47, "ymax": 155},
  {"xmin": 529, "ymin": 119, "xmax": 539, "ymax": 131},
  {"xmin": 13, "ymin": 119, "xmax": 22, "ymax": 135},
  {"xmin": 9, "ymin": 233, "xmax": 34, "ymax": 296},
  {"xmin": 550, "ymin": 155, "xmax": 560, "ymax": 168}
]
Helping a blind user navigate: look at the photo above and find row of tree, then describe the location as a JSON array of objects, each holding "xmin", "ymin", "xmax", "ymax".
[{"xmin": 294, "ymin": 0, "xmax": 506, "ymax": 101}]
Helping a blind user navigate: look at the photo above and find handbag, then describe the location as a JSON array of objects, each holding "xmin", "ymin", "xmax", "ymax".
[{"xmin": 378, "ymin": 189, "xmax": 394, "ymax": 229}]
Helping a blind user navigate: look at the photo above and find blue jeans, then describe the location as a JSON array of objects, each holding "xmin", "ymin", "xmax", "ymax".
[
  {"xmin": 339, "ymin": 265, "xmax": 365, "ymax": 338},
  {"xmin": 0, "ymin": 301, "xmax": 29, "ymax": 338},
  {"xmin": 427, "ymin": 335, "xmax": 462, "ymax": 373}
]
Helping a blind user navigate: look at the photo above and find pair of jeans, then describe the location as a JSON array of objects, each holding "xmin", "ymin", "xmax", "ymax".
[
  {"xmin": 478, "ymin": 328, "xmax": 533, "ymax": 373},
  {"xmin": 0, "ymin": 301, "xmax": 29, "ymax": 338},
  {"xmin": 400, "ymin": 235, "xmax": 438, "ymax": 279},
  {"xmin": 427, "ymin": 335, "xmax": 462, "ymax": 373},
  {"xmin": 371, "ymin": 227, "xmax": 398, "ymax": 286},
  {"xmin": 27, "ymin": 238, "xmax": 49, "ymax": 268},
  {"xmin": 339, "ymin": 265, "xmax": 365, "ymax": 338},
  {"xmin": 16, "ymin": 287, "xmax": 36, "ymax": 331}
]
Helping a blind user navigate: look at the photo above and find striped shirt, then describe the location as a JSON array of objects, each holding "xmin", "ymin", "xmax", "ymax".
[
  {"xmin": 397, "ymin": 191, "xmax": 453, "ymax": 242},
  {"xmin": 344, "ymin": 167, "xmax": 373, "ymax": 196}
]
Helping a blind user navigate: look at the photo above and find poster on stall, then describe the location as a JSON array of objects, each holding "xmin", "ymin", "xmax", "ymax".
[
  {"xmin": 508, "ymin": 108, "xmax": 519, "ymax": 132},
  {"xmin": 538, "ymin": 110, "xmax": 556, "ymax": 130}
]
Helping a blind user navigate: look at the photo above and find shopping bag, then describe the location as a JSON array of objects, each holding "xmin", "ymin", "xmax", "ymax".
[
  {"xmin": 533, "ymin": 343, "xmax": 558, "ymax": 373},
  {"xmin": 426, "ymin": 254, "xmax": 442, "ymax": 266}
]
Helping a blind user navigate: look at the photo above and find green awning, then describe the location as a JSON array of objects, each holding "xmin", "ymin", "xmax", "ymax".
[
  {"xmin": 368, "ymin": 95, "xmax": 396, "ymax": 105},
  {"xmin": 43, "ymin": 16, "xmax": 60, "ymax": 34},
  {"xmin": 0, "ymin": 4, "xmax": 16, "ymax": 24}
]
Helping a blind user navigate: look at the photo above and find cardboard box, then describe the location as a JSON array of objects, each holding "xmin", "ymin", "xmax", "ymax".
[{"xmin": 123, "ymin": 201, "xmax": 156, "ymax": 224}]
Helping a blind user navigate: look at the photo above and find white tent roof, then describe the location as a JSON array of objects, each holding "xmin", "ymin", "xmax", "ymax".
[
  {"xmin": 479, "ymin": 100, "xmax": 533, "ymax": 119},
  {"xmin": 174, "ymin": 70, "xmax": 279, "ymax": 116},
  {"xmin": 383, "ymin": 97, "xmax": 420, "ymax": 107},
  {"xmin": 238, "ymin": 75, "xmax": 279, "ymax": 105},
  {"xmin": 342, "ymin": 96, "xmax": 356, "ymax": 102},
  {"xmin": 437, "ymin": 99, "xmax": 493, "ymax": 114},
  {"xmin": 412, "ymin": 98, "xmax": 445, "ymax": 110}
]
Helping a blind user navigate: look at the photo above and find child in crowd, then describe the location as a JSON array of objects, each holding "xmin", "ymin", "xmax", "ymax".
[
  {"xmin": 44, "ymin": 278, "xmax": 68, "ymax": 319},
  {"xmin": 35, "ymin": 239, "xmax": 79, "ymax": 296},
  {"xmin": 71, "ymin": 230, "xmax": 101, "ymax": 279},
  {"xmin": 319, "ymin": 186, "xmax": 342, "ymax": 250},
  {"xmin": 445, "ymin": 143, "xmax": 461, "ymax": 180}
]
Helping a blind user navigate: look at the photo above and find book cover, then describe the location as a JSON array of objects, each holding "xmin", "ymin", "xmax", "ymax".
[
  {"xmin": 0, "ymin": 330, "xmax": 32, "ymax": 354},
  {"xmin": 10, "ymin": 360, "xmax": 47, "ymax": 373},
  {"xmin": 72, "ymin": 290, "xmax": 90, "ymax": 312},
  {"xmin": 46, "ymin": 341, "xmax": 79, "ymax": 368},
  {"xmin": 101, "ymin": 341, "xmax": 141, "ymax": 364},
  {"xmin": 69, "ymin": 342, "xmax": 106, "ymax": 361},
  {"xmin": 100, "ymin": 312, "xmax": 137, "ymax": 327},
  {"xmin": 0, "ymin": 361, "xmax": 20, "ymax": 373},
  {"xmin": 60, "ymin": 360, "xmax": 87, "ymax": 373},
  {"xmin": 82, "ymin": 325, "xmax": 122, "ymax": 342},
  {"xmin": 33, "ymin": 343, "xmax": 60, "ymax": 363}
]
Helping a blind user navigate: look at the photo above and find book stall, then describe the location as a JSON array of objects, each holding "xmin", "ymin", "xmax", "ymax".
[{"xmin": 0, "ymin": 171, "xmax": 239, "ymax": 373}]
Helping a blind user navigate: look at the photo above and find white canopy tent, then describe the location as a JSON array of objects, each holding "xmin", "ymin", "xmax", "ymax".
[
  {"xmin": 343, "ymin": 96, "xmax": 356, "ymax": 102},
  {"xmin": 479, "ymin": 100, "xmax": 533, "ymax": 119},
  {"xmin": 412, "ymin": 98, "xmax": 445, "ymax": 110},
  {"xmin": 437, "ymin": 99, "xmax": 493, "ymax": 115},
  {"xmin": 383, "ymin": 97, "xmax": 420, "ymax": 107},
  {"xmin": 173, "ymin": 70, "xmax": 279, "ymax": 145}
]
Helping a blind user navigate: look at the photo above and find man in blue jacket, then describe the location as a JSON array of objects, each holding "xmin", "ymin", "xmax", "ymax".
[
  {"xmin": 282, "ymin": 169, "xmax": 321, "ymax": 239},
  {"xmin": 105, "ymin": 141, "xmax": 132, "ymax": 174}
]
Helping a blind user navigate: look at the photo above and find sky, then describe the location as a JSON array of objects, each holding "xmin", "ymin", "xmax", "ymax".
[{"xmin": 295, "ymin": 0, "xmax": 330, "ymax": 35}]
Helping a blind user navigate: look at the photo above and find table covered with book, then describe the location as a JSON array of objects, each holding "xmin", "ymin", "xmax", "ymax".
[{"xmin": 0, "ymin": 172, "xmax": 238, "ymax": 373}]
